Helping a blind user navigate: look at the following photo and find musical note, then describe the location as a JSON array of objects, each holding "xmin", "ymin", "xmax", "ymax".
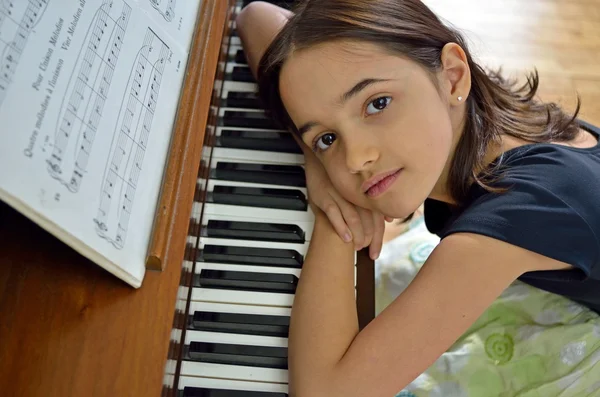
[
  {"xmin": 48, "ymin": 0, "xmax": 131, "ymax": 193},
  {"xmin": 0, "ymin": 0, "xmax": 49, "ymax": 108},
  {"xmin": 148, "ymin": 0, "xmax": 176, "ymax": 22},
  {"xmin": 95, "ymin": 28, "xmax": 169, "ymax": 249}
]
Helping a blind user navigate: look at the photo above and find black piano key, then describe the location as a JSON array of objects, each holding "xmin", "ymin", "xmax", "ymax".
[
  {"xmin": 231, "ymin": 66, "xmax": 254, "ymax": 82},
  {"xmin": 191, "ymin": 311, "xmax": 290, "ymax": 337},
  {"xmin": 206, "ymin": 220, "xmax": 305, "ymax": 243},
  {"xmin": 195, "ymin": 269, "xmax": 298, "ymax": 293},
  {"xmin": 188, "ymin": 342, "xmax": 288, "ymax": 369},
  {"xmin": 223, "ymin": 110, "xmax": 279, "ymax": 129},
  {"xmin": 182, "ymin": 386, "xmax": 287, "ymax": 397},
  {"xmin": 233, "ymin": 48, "xmax": 247, "ymax": 65},
  {"xmin": 214, "ymin": 162, "xmax": 306, "ymax": 187},
  {"xmin": 223, "ymin": 91, "xmax": 261, "ymax": 109},
  {"xmin": 212, "ymin": 185, "xmax": 307, "ymax": 212},
  {"xmin": 200, "ymin": 245, "xmax": 303, "ymax": 268},
  {"xmin": 218, "ymin": 129, "xmax": 302, "ymax": 154},
  {"xmin": 242, "ymin": 0, "xmax": 297, "ymax": 9}
]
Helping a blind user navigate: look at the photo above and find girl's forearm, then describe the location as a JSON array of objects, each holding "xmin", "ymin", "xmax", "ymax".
[
  {"xmin": 236, "ymin": 2, "xmax": 292, "ymax": 78},
  {"xmin": 288, "ymin": 212, "xmax": 358, "ymax": 395}
]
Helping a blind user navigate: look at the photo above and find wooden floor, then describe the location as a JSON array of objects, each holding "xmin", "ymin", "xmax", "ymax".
[{"xmin": 424, "ymin": 0, "xmax": 600, "ymax": 125}]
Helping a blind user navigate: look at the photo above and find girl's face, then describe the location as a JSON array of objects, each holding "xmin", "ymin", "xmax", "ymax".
[{"xmin": 279, "ymin": 40, "xmax": 464, "ymax": 219}]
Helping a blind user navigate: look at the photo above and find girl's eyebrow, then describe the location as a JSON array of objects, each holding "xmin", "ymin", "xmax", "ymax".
[
  {"xmin": 338, "ymin": 78, "xmax": 391, "ymax": 105},
  {"xmin": 297, "ymin": 78, "xmax": 392, "ymax": 136}
]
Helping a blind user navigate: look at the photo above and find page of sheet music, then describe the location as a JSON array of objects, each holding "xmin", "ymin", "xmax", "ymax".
[{"xmin": 0, "ymin": 0, "xmax": 202, "ymax": 286}]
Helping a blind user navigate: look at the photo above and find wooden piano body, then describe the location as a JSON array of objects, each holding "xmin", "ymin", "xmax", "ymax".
[{"xmin": 0, "ymin": 1, "xmax": 374, "ymax": 396}]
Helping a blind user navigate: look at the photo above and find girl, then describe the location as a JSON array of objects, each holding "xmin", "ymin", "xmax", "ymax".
[{"xmin": 236, "ymin": 1, "xmax": 600, "ymax": 396}]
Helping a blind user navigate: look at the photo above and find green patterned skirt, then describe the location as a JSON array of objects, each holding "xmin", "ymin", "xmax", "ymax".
[{"xmin": 376, "ymin": 217, "xmax": 600, "ymax": 397}]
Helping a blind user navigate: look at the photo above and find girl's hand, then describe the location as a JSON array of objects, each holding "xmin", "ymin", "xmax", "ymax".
[{"xmin": 304, "ymin": 151, "xmax": 388, "ymax": 260}]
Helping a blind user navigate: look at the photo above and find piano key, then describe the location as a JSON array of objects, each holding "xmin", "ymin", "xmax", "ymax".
[
  {"xmin": 221, "ymin": 91, "xmax": 262, "ymax": 109},
  {"xmin": 191, "ymin": 286, "xmax": 295, "ymax": 307},
  {"xmin": 180, "ymin": 360, "xmax": 288, "ymax": 384},
  {"xmin": 222, "ymin": 80, "xmax": 258, "ymax": 96},
  {"xmin": 230, "ymin": 66, "xmax": 254, "ymax": 82},
  {"xmin": 191, "ymin": 310, "xmax": 290, "ymax": 337},
  {"xmin": 203, "ymin": 202, "xmax": 314, "ymax": 223},
  {"xmin": 217, "ymin": 129, "xmax": 301, "ymax": 153},
  {"xmin": 185, "ymin": 329, "xmax": 287, "ymax": 349},
  {"xmin": 242, "ymin": 0, "xmax": 297, "ymax": 9},
  {"xmin": 194, "ymin": 269, "xmax": 298, "ymax": 293},
  {"xmin": 191, "ymin": 263, "xmax": 297, "ymax": 307},
  {"xmin": 178, "ymin": 375, "xmax": 288, "ymax": 395},
  {"xmin": 205, "ymin": 178, "xmax": 306, "ymax": 196},
  {"xmin": 198, "ymin": 236, "xmax": 308, "ymax": 257},
  {"xmin": 200, "ymin": 209, "xmax": 314, "ymax": 241},
  {"xmin": 211, "ymin": 185, "xmax": 307, "ymax": 212},
  {"xmin": 188, "ymin": 342, "xmax": 288, "ymax": 369},
  {"xmin": 206, "ymin": 219, "xmax": 305, "ymax": 243},
  {"xmin": 212, "ymin": 143, "xmax": 304, "ymax": 165},
  {"xmin": 182, "ymin": 386, "xmax": 287, "ymax": 397},
  {"xmin": 213, "ymin": 162, "xmax": 306, "ymax": 187},
  {"xmin": 230, "ymin": 35, "xmax": 242, "ymax": 47},
  {"xmin": 233, "ymin": 48, "xmax": 247, "ymax": 64},
  {"xmin": 199, "ymin": 244, "xmax": 303, "ymax": 268},
  {"xmin": 228, "ymin": 44, "xmax": 243, "ymax": 57},
  {"xmin": 222, "ymin": 110, "xmax": 279, "ymax": 129},
  {"xmin": 188, "ymin": 301, "xmax": 291, "ymax": 318}
]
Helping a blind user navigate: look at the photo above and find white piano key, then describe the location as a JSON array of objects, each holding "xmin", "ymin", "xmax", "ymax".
[
  {"xmin": 230, "ymin": 35, "xmax": 242, "ymax": 47},
  {"xmin": 180, "ymin": 360, "xmax": 288, "ymax": 384},
  {"xmin": 195, "ymin": 260, "xmax": 301, "ymax": 278},
  {"xmin": 219, "ymin": 106, "xmax": 266, "ymax": 117},
  {"xmin": 191, "ymin": 287, "xmax": 294, "ymax": 308},
  {"xmin": 226, "ymin": 62, "xmax": 250, "ymax": 74},
  {"xmin": 203, "ymin": 202, "xmax": 314, "ymax": 223},
  {"xmin": 211, "ymin": 146, "xmax": 304, "ymax": 165},
  {"xmin": 228, "ymin": 44, "xmax": 243, "ymax": 57},
  {"xmin": 210, "ymin": 152, "xmax": 304, "ymax": 170},
  {"xmin": 222, "ymin": 80, "xmax": 257, "ymax": 95},
  {"xmin": 178, "ymin": 375, "xmax": 288, "ymax": 394},
  {"xmin": 185, "ymin": 329, "xmax": 287, "ymax": 348}
]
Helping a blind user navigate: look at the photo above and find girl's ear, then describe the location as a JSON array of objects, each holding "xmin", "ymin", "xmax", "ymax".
[{"xmin": 439, "ymin": 42, "xmax": 471, "ymax": 107}]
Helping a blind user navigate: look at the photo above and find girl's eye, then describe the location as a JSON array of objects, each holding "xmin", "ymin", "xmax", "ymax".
[
  {"xmin": 314, "ymin": 133, "xmax": 336, "ymax": 152},
  {"xmin": 366, "ymin": 96, "xmax": 392, "ymax": 115}
]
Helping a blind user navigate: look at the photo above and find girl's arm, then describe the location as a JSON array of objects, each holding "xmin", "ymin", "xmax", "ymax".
[
  {"xmin": 290, "ymin": 211, "xmax": 546, "ymax": 397},
  {"xmin": 236, "ymin": 1, "xmax": 292, "ymax": 79}
]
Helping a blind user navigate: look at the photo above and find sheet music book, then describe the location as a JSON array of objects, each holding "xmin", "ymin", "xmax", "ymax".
[{"xmin": 0, "ymin": 0, "xmax": 202, "ymax": 287}]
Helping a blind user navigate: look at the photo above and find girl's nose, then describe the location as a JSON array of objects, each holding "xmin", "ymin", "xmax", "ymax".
[{"xmin": 345, "ymin": 138, "xmax": 380, "ymax": 174}]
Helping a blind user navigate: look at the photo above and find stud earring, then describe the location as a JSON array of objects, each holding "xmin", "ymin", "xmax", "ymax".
[{"xmin": 457, "ymin": 96, "xmax": 463, "ymax": 102}]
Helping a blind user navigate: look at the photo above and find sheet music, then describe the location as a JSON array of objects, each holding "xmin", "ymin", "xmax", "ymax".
[{"xmin": 0, "ymin": 0, "xmax": 202, "ymax": 286}]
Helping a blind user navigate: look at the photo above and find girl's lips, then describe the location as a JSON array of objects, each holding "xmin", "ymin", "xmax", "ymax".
[
  {"xmin": 361, "ymin": 168, "xmax": 402, "ymax": 192},
  {"xmin": 366, "ymin": 169, "xmax": 402, "ymax": 197}
]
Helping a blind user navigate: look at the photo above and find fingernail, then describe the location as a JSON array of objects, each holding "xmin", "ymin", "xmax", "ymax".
[{"xmin": 343, "ymin": 232, "xmax": 352, "ymax": 242}]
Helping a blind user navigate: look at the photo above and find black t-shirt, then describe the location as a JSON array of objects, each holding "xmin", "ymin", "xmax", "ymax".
[{"xmin": 424, "ymin": 120, "xmax": 600, "ymax": 313}]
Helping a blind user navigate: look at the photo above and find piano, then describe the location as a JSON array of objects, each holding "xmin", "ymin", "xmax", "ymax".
[{"xmin": 0, "ymin": 1, "xmax": 374, "ymax": 396}]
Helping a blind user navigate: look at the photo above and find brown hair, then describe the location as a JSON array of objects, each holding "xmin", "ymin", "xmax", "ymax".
[{"xmin": 257, "ymin": 0, "xmax": 581, "ymax": 205}]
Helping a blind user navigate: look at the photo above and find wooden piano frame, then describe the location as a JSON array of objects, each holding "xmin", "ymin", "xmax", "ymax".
[{"xmin": 0, "ymin": 2, "xmax": 375, "ymax": 396}]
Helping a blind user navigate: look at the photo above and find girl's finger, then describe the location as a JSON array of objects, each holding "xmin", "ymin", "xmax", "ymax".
[
  {"xmin": 321, "ymin": 200, "xmax": 353, "ymax": 242},
  {"xmin": 384, "ymin": 215, "xmax": 395, "ymax": 223},
  {"xmin": 370, "ymin": 212, "xmax": 386, "ymax": 260},
  {"xmin": 331, "ymin": 191, "xmax": 364, "ymax": 247},
  {"xmin": 357, "ymin": 207, "xmax": 374, "ymax": 250}
]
